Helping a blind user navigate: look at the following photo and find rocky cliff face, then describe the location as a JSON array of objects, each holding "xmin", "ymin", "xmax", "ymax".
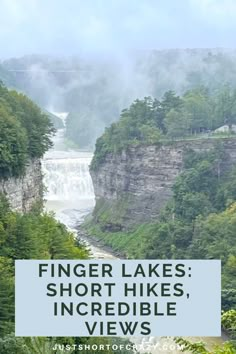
[
  {"xmin": 0, "ymin": 159, "xmax": 43, "ymax": 212},
  {"xmin": 90, "ymin": 138, "xmax": 236, "ymax": 229}
]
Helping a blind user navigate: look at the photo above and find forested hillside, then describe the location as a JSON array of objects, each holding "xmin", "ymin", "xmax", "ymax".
[
  {"xmin": 0, "ymin": 83, "xmax": 54, "ymax": 177},
  {"xmin": 91, "ymin": 86, "xmax": 236, "ymax": 169}
]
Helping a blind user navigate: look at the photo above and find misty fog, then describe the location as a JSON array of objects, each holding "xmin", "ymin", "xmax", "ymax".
[
  {"xmin": 1, "ymin": 0, "xmax": 236, "ymax": 148},
  {"xmin": 1, "ymin": 49, "xmax": 236, "ymax": 148}
]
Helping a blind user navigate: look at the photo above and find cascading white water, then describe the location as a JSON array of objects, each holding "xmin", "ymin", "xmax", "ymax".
[
  {"xmin": 42, "ymin": 120, "xmax": 96, "ymax": 244},
  {"xmin": 42, "ymin": 112, "xmax": 94, "ymax": 202},
  {"xmin": 42, "ymin": 153, "xmax": 94, "ymax": 201}
]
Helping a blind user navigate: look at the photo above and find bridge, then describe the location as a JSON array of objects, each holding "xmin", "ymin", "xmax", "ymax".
[{"xmin": 7, "ymin": 69, "xmax": 87, "ymax": 73}]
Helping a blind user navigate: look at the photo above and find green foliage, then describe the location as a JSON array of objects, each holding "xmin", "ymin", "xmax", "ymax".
[
  {"xmin": 91, "ymin": 97, "xmax": 163, "ymax": 169},
  {"xmin": 175, "ymin": 337, "xmax": 236, "ymax": 354},
  {"xmin": 213, "ymin": 85, "xmax": 236, "ymax": 130},
  {"xmin": 165, "ymin": 108, "xmax": 191, "ymax": 138},
  {"xmin": 173, "ymin": 146, "xmax": 230, "ymax": 220},
  {"xmin": 0, "ymin": 257, "xmax": 14, "ymax": 336},
  {"xmin": 88, "ymin": 146, "xmax": 236, "ymax": 315},
  {"xmin": 0, "ymin": 105, "xmax": 27, "ymax": 177},
  {"xmin": 91, "ymin": 196, "xmax": 134, "ymax": 232},
  {"xmin": 0, "ymin": 195, "xmax": 137, "ymax": 353},
  {"xmin": 91, "ymin": 86, "xmax": 236, "ymax": 170},
  {"xmin": 222, "ymin": 310, "xmax": 236, "ymax": 339},
  {"xmin": 222, "ymin": 289, "xmax": 236, "ymax": 312},
  {"xmin": 0, "ymin": 83, "xmax": 54, "ymax": 177},
  {"xmin": 0, "ymin": 334, "xmax": 26, "ymax": 354},
  {"xmin": 183, "ymin": 88, "xmax": 212, "ymax": 133},
  {"xmin": 175, "ymin": 338, "xmax": 209, "ymax": 354},
  {"xmin": 190, "ymin": 204, "xmax": 236, "ymax": 261},
  {"xmin": 0, "ymin": 335, "xmax": 139, "ymax": 354},
  {"xmin": 0, "ymin": 194, "xmax": 89, "ymax": 337}
]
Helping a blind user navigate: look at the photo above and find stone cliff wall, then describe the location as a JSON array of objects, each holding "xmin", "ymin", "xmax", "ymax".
[
  {"xmin": 0, "ymin": 159, "xmax": 43, "ymax": 212},
  {"xmin": 90, "ymin": 138, "xmax": 236, "ymax": 229}
]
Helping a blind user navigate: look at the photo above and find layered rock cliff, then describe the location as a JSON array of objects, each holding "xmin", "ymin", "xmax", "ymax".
[
  {"xmin": 0, "ymin": 159, "xmax": 43, "ymax": 212},
  {"xmin": 90, "ymin": 138, "xmax": 236, "ymax": 229}
]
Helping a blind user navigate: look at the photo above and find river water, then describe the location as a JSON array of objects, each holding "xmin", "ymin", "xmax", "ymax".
[
  {"xmin": 42, "ymin": 126, "xmax": 225, "ymax": 353},
  {"xmin": 43, "ymin": 126, "xmax": 117, "ymax": 260}
]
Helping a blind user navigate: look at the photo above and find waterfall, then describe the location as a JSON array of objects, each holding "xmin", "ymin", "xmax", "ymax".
[
  {"xmin": 51, "ymin": 112, "xmax": 68, "ymax": 127},
  {"xmin": 42, "ymin": 153, "xmax": 94, "ymax": 201}
]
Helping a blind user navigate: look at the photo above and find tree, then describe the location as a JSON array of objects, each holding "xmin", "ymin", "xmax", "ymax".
[
  {"xmin": 172, "ymin": 158, "xmax": 218, "ymax": 219},
  {"xmin": 164, "ymin": 108, "xmax": 191, "ymax": 138},
  {"xmin": 0, "ymin": 334, "xmax": 26, "ymax": 354},
  {"xmin": 222, "ymin": 310, "xmax": 236, "ymax": 339},
  {"xmin": 214, "ymin": 85, "xmax": 236, "ymax": 131},
  {"xmin": 176, "ymin": 192, "xmax": 212, "ymax": 222},
  {"xmin": 183, "ymin": 89, "xmax": 212, "ymax": 133},
  {"xmin": 9, "ymin": 91, "xmax": 55, "ymax": 157},
  {"xmin": 0, "ymin": 105, "xmax": 27, "ymax": 177},
  {"xmin": 175, "ymin": 337, "xmax": 236, "ymax": 354},
  {"xmin": 0, "ymin": 197, "xmax": 89, "ymax": 336},
  {"xmin": 0, "ymin": 85, "xmax": 55, "ymax": 177},
  {"xmin": 0, "ymin": 257, "xmax": 14, "ymax": 336},
  {"xmin": 161, "ymin": 90, "xmax": 183, "ymax": 114}
]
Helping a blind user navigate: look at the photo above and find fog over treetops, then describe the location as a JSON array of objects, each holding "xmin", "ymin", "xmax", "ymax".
[{"xmin": 1, "ymin": 0, "xmax": 236, "ymax": 148}]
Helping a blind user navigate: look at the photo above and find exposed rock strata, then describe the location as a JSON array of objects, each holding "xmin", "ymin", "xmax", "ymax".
[
  {"xmin": 0, "ymin": 159, "xmax": 43, "ymax": 212},
  {"xmin": 90, "ymin": 138, "xmax": 236, "ymax": 229}
]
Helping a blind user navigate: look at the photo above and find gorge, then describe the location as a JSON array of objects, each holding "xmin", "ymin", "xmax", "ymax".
[
  {"xmin": 0, "ymin": 116, "xmax": 228, "ymax": 353},
  {"xmin": 43, "ymin": 129, "xmax": 228, "ymax": 352}
]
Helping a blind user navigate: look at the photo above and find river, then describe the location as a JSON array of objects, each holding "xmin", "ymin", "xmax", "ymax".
[{"xmin": 42, "ymin": 125, "xmax": 225, "ymax": 354}]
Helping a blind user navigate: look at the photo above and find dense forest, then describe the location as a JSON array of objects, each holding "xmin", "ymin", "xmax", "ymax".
[{"xmin": 0, "ymin": 83, "xmax": 54, "ymax": 177}]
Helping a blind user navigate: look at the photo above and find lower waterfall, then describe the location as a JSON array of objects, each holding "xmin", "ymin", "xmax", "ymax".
[{"xmin": 42, "ymin": 152, "xmax": 94, "ymax": 201}]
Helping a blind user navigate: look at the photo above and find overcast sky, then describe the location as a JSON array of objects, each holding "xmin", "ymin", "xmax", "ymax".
[{"xmin": 0, "ymin": 0, "xmax": 236, "ymax": 58}]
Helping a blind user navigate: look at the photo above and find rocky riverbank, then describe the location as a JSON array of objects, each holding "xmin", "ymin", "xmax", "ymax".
[{"xmin": 77, "ymin": 227, "xmax": 126, "ymax": 259}]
